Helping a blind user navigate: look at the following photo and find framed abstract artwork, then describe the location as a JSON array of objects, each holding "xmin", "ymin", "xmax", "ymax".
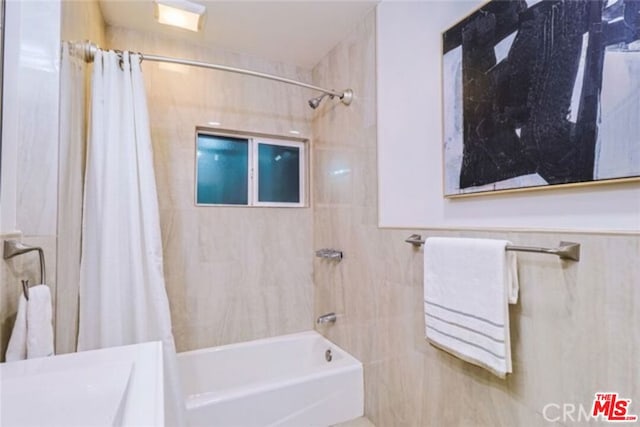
[{"xmin": 442, "ymin": 0, "xmax": 640, "ymax": 197}]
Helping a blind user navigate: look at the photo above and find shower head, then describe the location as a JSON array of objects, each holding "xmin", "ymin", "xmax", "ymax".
[
  {"xmin": 308, "ymin": 89, "xmax": 353, "ymax": 109},
  {"xmin": 308, "ymin": 93, "xmax": 330, "ymax": 109},
  {"xmin": 308, "ymin": 97, "xmax": 321, "ymax": 109}
]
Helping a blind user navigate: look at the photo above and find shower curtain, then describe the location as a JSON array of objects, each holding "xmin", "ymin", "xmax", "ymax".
[
  {"xmin": 77, "ymin": 50, "xmax": 186, "ymax": 426},
  {"xmin": 58, "ymin": 44, "xmax": 86, "ymax": 354}
]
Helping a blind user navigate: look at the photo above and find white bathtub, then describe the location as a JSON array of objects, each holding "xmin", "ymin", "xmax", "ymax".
[{"xmin": 177, "ymin": 331, "xmax": 364, "ymax": 427}]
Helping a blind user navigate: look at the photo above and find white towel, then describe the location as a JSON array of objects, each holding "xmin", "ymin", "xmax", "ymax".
[
  {"xmin": 26, "ymin": 285, "xmax": 55, "ymax": 358},
  {"xmin": 4, "ymin": 285, "xmax": 54, "ymax": 361},
  {"xmin": 424, "ymin": 237, "xmax": 519, "ymax": 378}
]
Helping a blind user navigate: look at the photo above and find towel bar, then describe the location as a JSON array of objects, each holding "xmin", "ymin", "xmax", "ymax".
[
  {"xmin": 404, "ymin": 234, "xmax": 580, "ymax": 262},
  {"xmin": 3, "ymin": 240, "xmax": 47, "ymax": 298}
]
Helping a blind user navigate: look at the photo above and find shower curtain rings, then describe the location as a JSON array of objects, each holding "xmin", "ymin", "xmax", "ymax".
[
  {"xmin": 114, "ymin": 50, "xmax": 144, "ymax": 71},
  {"xmin": 117, "ymin": 51, "xmax": 144, "ymax": 70}
]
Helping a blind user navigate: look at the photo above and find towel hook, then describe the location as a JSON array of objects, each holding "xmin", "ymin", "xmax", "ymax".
[{"xmin": 3, "ymin": 239, "xmax": 47, "ymax": 287}]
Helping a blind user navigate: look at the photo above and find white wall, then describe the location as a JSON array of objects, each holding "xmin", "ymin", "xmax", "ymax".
[
  {"xmin": 0, "ymin": 0, "xmax": 19, "ymax": 233},
  {"xmin": 376, "ymin": 1, "xmax": 640, "ymax": 232},
  {"xmin": 0, "ymin": 0, "xmax": 61, "ymax": 234},
  {"xmin": 0, "ymin": 0, "xmax": 61, "ymax": 359}
]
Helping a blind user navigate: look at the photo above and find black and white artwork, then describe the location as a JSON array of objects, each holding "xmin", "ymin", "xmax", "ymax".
[{"xmin": 443, "ymin": 0, "xmax": 640, "ymax": 196}]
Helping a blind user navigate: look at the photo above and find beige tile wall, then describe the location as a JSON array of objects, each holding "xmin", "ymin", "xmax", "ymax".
[
  {"xmin": 312, "ymin": 9, "xmax": 639, "ymax": 427},
  {"xmin": 105, "ymin": 27, "xmax": 315, "ymax": 351}
]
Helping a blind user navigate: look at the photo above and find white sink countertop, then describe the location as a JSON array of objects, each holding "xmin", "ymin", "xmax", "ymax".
[{"xmin": 0, "ymin": 341, "xmax": 164, "ymax": 427}]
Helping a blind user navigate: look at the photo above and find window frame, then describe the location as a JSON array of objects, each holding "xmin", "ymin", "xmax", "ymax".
[
  {"xmin": 252, "ymin": 138, "xmax": 306, "ymax": 208},
  {"xmin": 194, "ymin": 129, "xmax": 308, "ymax": 208}
]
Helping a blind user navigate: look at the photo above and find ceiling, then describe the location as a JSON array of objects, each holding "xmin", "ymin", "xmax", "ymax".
[{"xmin": 98, "ymin": 1, "xmax": 379, "ymax": 69}]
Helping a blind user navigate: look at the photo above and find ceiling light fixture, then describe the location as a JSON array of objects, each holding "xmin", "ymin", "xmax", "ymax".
[{"xmin": 155, "ymin": 0, "xmax": 205, "ymax": 32}]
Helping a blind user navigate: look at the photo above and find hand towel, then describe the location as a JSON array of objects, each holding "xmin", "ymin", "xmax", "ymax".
[
  {"xmin": 5, "ymin": 293, "xmax": 28, "ymax": 361},
  {"xmin": 424, "ymin": 237, "xmax": 519, "ymax": 378},
  {"xmin": 26, "ymin": 285, "xmax": 55, "ymax": 359}
]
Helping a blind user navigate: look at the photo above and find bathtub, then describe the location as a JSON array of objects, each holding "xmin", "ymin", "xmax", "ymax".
[{"xmin": 177, "ymin": 331, "xmax": 364, "ymax": 427}]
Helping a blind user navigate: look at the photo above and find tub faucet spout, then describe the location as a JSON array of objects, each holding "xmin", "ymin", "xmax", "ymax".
[{"xmin": 316, "ymin": 313, "xmax": 337, "ymax": 325}]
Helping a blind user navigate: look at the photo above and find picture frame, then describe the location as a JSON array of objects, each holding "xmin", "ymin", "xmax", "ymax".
[{"xmin": 442, "ymin": 0, "xmax": 640, "ymax": 197}]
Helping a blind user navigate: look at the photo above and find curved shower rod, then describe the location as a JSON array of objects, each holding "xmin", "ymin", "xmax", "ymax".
[{"xmin": 73, "ymin": 41, "xmax": 353, "ymax": 108}]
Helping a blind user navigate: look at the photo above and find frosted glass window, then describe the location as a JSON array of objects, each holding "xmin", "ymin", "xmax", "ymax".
[
  {"xmin": 195, "ymin": 131, "xmax": 306, "ymax": 207},
  {"xmin": 196, "ymin": 134, "xmax": 248, "ymax": 205},
  {"xmin": 257, "ymin": 143, "xmax": 301, "ymax": 203}
]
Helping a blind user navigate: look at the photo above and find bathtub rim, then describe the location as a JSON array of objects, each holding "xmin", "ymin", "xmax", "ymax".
[
  {"xmin": 177, "ymin": 330, "xmax": 363, "ymax": 409},
  {"xmin": 178, "ymin": 330, "xmax": 355, "ymax": 360}
]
